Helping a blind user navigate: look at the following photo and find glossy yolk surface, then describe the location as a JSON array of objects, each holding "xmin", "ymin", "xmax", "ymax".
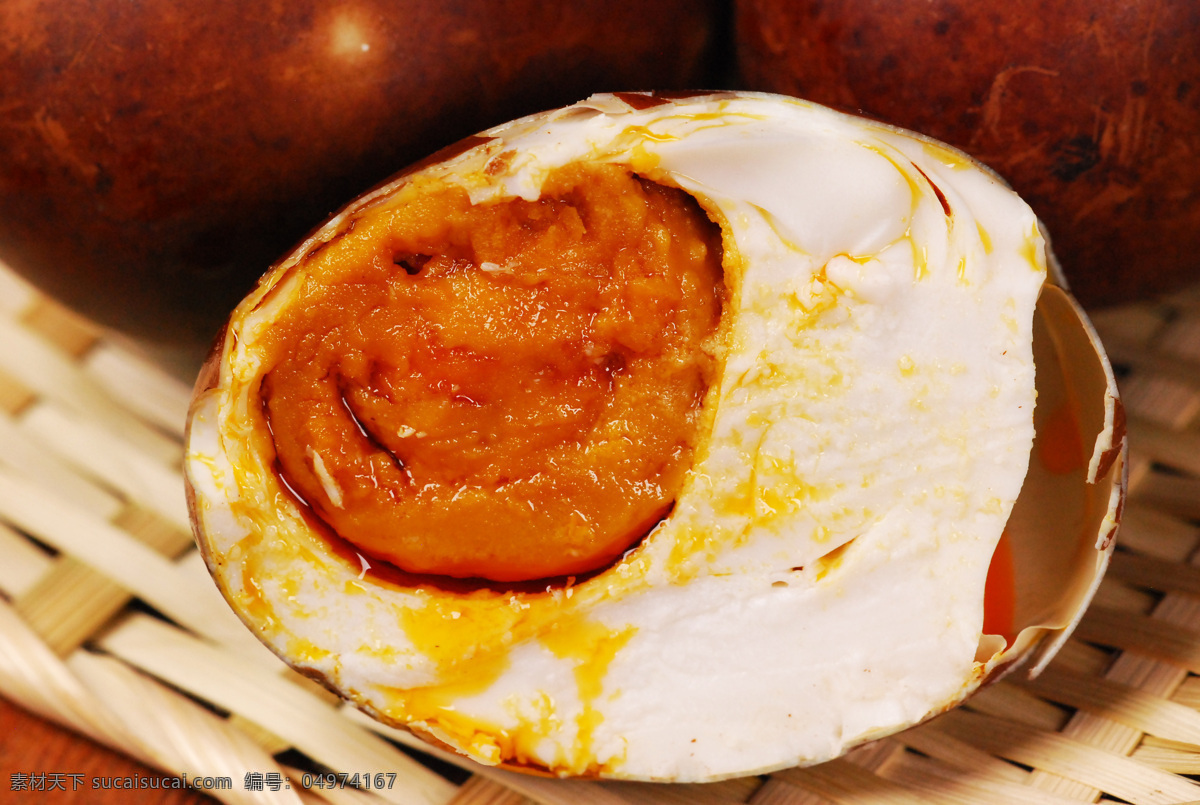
[{"xmin": 259, "ymin": 163, "xmax": 724, "ymax": 582}]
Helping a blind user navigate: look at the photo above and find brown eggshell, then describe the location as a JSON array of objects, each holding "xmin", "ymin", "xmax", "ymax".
[
  {"xmin": 0, "ymin": 0, "xmax": 722, "ymax": 369},
  {"xmin": 735, "ymin": 0, "xmax": 1200, "ymax": 308}
]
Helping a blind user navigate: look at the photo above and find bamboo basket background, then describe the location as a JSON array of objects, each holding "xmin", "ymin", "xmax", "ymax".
[{"xmin": 2, "ymin": 255, "xmax": 1200, "ymax": 805}]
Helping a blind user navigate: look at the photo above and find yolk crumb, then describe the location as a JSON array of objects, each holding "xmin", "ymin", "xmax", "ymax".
[{"xmin": 259, "ymin": 163, "xmax": 724, "ymax": 581}]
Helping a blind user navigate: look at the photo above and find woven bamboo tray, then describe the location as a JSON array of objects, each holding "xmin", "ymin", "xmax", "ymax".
[{"xmin": 2, "ymin": 256, "xmax": 1200, "ymax": 805}]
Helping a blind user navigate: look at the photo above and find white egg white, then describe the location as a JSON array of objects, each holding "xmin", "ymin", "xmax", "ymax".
[{"xmin": 186, "ymin": 92, "xmax": 1117, "ymax": 781}]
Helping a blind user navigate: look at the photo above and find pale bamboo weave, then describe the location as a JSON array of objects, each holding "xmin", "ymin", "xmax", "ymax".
[{"xmin": 2, "ymin": 258, "xmax": 1200, "ymax": 805}]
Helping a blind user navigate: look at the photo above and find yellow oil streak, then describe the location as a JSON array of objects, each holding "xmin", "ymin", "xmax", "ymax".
[
  {"xmin": 541, "ymin": 618, "xmax": 637, "ymax": 775},
  {"xmin": 977, "ymin": 222, "xmax": 993, "ymax": 254},
  {"xmin": 1019, "ymin": 222, "xmax": 1047, "ymax": 273}
]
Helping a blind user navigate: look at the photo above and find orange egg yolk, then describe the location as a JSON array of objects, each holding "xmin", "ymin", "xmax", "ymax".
[{"xmin": 258, "ymin": 163, "xmax": 724, "ymax": 582}]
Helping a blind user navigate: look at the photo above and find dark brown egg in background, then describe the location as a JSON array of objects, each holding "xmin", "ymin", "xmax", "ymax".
[
  {"xmin": 0, "ymin": 0, "xmax": 725, "ymax": 373},
  {"xmin": 735, "ymin": 0, "xmax": 1200, "ymax": 309}
]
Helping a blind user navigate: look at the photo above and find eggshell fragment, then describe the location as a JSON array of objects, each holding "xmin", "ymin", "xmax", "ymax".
[{"xmin": 185, "ymin": 92, "xmax": 1123, "ymax": 781}]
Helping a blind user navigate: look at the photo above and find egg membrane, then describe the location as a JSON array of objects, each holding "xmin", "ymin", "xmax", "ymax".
[{"xmin": 185, "ymin": 92, "xmax": 1121, "ymax": 781}]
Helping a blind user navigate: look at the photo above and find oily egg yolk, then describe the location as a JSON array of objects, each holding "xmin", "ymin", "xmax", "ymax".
[{"xmin": 257, "ymin": 163, "xmax": 724, "ymax": 582}]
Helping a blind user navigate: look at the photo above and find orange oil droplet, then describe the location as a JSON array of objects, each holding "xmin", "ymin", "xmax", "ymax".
[
  {"xmin": 1039, "ymin": 402, "xmax": 1086, "ymax": 475},
  {"xmin": 983, "ymin": 530, "xmax": 1015, "ymax": 644}
]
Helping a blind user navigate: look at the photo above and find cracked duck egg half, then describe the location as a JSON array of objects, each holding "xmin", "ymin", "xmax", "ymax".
[{"xmin": 185, "ymin": 91, "xmax": 1125, "ymax": 781}]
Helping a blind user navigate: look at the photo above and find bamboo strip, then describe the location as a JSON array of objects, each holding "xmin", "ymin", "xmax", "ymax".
[
  {"xmin": 931, "ymin": 709, "xmax": 1200, "ymax": 804},
  {"xmin": 0, "ymin": 409, "xmax": 123, "ymax": 519},
  {"xmin": 744, "ymin": 724, "xmax": 906, "ymax": 804},
  {"xmin": 1089, "ymin": 576, "xmax": 1158, "ymax": 615},
  {"xmin": 68, "ymin": 651, "xmax": 306, "ymax": 805},
  {"xmin": 715, "ymin": 778, "xmax": 763, "ymax": 803},
  {"xmin": 0, "ymin": 520, "xmax": 52, "ymax": 599},
  {"xmin": 704, "ymin": 778, "xmax": 763, "ymax": 803},
  {"xmin": 226, "ymin": 668, "xmax": 347, "ymax": 758},
  {"xmin": 1117, "ymin": 374, "xmax": 1200, "ymax": 428},
  {"xmin": 1074, "ymin": 607, "xmax": 1200, "ymax": 673},
  {"xmin": 879, "ymin": 750, "xmax": 1097, "ymax": 805},
  {"xmin": 1088, "ymin": 302, "xmax": 1168, "ymax": 349},
  {"xmin": 12, "ymin": 503, "xmax": 196, "ymax": 662},
  {"xmin": 604, "ymin": 777, "xmax": 761, "ymax": 805},
  {"xmin": 1115, "ymin": 505, "xmax": 1200, "ymax": 563},
  {"xmin": 225, "ymin": 714, "xmax": 296, "ymax": 759},
  {"xmin": 297, "ymin": 789, "xmax": 390, "ymax": 805},
  {"xmin": 18, "ymin": 295, "xmax": 99, "ymax": 358},
  {"xmin": 15, "ymin": 556, "xmax": 146, "ymax": 656},
  {"xmin": 1027, "ymin": 584, "xmax": 1200, "ymax": 799},
  {"xmin": 1109, "ymin": 550, "xmax": 1200, "ymax": 598},
  {"xmin": 492, "ymin": 776, "xmax": 638, "ymax": 805},
  {"xmin": 18, "ymin": 402, "xmax": 190, "ymax": 529},
  {"xmin": 1126, "ymin": 416, "xmax": 1200, "ymax": 477},
  {"xmin": 447, "ymin": 776, "xmax": 532, "ymax": 805},
  {"xmin": 743, "ymin": 696, "xmax": 926, "ymax": 802},
  {"xmin": 898, "ymin": 726, "xmax": 1030, "ymax": 784},
  {"xmin": 300, "ymin": 783, "xmax": 407, "ymax": 805},
  {"xmin": 1132, "ymin": 744, "xmax": 1200, "ymax": 774},
  {"xmin": 0, "ymin": 365, "xmax": 35, "ymax": 415},
  {"xmin": 1130, "ymin": 470, "xmax": 1200, "ymax": 522},
  {"xmin": 113, "ymin": 504, "xmax": 196, "ymax": 557},
  {"xmin": 1097, "ymin": 334, "xmax": 1200, "ymax": 392},
  {"xmin": 747, "ymin": 780, "xmax": 827, "ymax": 805},
  {"xmin": 1170, "ymin": 677, "xmax": 1200, "ymax": 709},
  {"xmin": 0, "ymin": 469, "xmax": 247, "ymax": 647},
  {"xmin": 1139, "ymin": 735, "xmax": 1200, "ymax": 754},
  {"xmin": 83, "ymin": 342, "xmax": 192, "ymax": 437},
  {"xmin": 964, "ymin": 681, "xmax": 1071, "ymax": 733},
  {"xmin": 1125, "ymin": 455, "xmax": 1156, "ymax": 503},
  {"xmin": 0, "ymin": 260, "xmax": 36, "ymax": 314},
  {"xmin": 1016, "ymin": 666, "xmax": 1200, "ymax": 746},
  {"xmin": 0, "ymin": 315, "xmax": 180, "ymax": 463},
  {"xmin": 1048, "ymin": 640, "xmax": 1118, "ymax": 678},
  {"xmin": 0, "ymin": 600, "xmax": 132, "ymax": 748},
  {"xmin": 1160, "ymin": 312, "xmax": 1200, "ymax": 362},
  {"xmin": 771, "ymin": 759, "xmax": 933, "ymax": 805},
  {"xmin": 97, "ymin": 612, "xmax": 460, "ymax": 805},
  {"xmin": 2, "ymin": 598, "xmax": 305, "ymax": 805}
]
